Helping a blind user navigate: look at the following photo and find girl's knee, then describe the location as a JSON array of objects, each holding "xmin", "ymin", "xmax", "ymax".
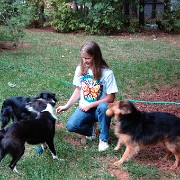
[
  {"xmin": 96, "ymin": 102, "xmax": 111, "ymax": 122},
  {"xmin": 66, "ymin": 121, "xmax": 75, "ymax": 132},
  {"xmin": 97, "ymin": 102, "xmax": 108, "ymax": 112}
]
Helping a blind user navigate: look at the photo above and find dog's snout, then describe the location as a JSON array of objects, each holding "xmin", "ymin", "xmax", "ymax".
[{"xmin": 106, "ymin": 109, "xmax": 114, "ymax": 117}]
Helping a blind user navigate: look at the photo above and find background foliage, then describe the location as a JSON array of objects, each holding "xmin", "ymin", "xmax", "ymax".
[
  {"xmin": 0, "ymin": 0, "xmax": 179, "ymax": 44},
  {"xmin": 0, "ymin": 0, "xmax": 31, "ymax": 43}
]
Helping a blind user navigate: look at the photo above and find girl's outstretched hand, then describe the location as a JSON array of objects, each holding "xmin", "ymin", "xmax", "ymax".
[{"xmin": 56, "ymin": 105, "xmax": 68, "ymax": 114}]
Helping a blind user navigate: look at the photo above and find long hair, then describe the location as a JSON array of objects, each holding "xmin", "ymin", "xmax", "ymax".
[{"xmin": 80, "ymin": 41, "xmax": 109, "ymax": 80}]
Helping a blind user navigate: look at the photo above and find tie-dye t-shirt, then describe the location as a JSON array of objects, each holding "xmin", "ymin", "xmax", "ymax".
[{"xmin": 73, "ymin": 66, "xmax": 118, "ymax": 106}]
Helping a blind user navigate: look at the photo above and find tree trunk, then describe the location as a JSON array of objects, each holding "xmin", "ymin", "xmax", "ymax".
[
  {"xmin": 139, "ymin": 0, "xmax": 145, "ymax": 26},
  {"xmin": 151, "ymin": 0, "xmax": 157, "ymax": 19},
  {"xmin": 39, "ymin": 2, "xmax": 46, "ymax": 26},
  {"xmin": 131, "ymin": 3, "xmax": 138, "ymax": 18},
  {"xmin": 124, "ymin": 0, "xmax": 130, "ymax": 27}
]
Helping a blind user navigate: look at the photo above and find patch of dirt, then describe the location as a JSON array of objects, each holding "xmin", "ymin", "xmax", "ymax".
[
  {"xmin": 0, "ymin": 42, "xmax": 29, "ymax": 51},
  {"xmin": 56, "ymin": 122, "xmax": 65, "ymax": 129},
  {"xmin": 135, "ymin": 84, "xmax": 180, "ymax": 117},
  {"xmin": 107, "ymin": 166, "xmax": 129, "ymax": 180},
  {"xmin": 108, "ymin": 28, "xmax": 180, "ymax": 46},
  {"xmin": 55, "ymin": 123, "xmax": 87, "ymax": 147},
  {"xmin": 105, "ymin": 157, "xmax": 130, "ymax": 180},
  {"xmin": 26, "ymin": 26, "xmax": 57, "ymax": 33},
  {"xmin": 135, "ymin": 145, "xmax": 180, "ymax": 175}
]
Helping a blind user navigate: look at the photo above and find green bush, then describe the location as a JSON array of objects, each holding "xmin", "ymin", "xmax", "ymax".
[
  {"xmin": 0, "ymin": 0, "xmax": 31, "ymax": 44},
  {"xmin": 156, "ymin": 2, "xmax": 180, "ymax": 32},
  {"xmin": 84, "ymin": 2, "xmax": 124, "ymax": 34},
  {"xmin": 48, "ymin": 0, "xmax": 124, "ymax": 34},
  {"xmin": 49, "ymin": 1, "xmax": 80, "ymax": 32}
]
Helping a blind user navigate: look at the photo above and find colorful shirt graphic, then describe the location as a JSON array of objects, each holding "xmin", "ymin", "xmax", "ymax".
[{"xmin": 81, "ymin": 74, "xmax": 103, "ymax": 102}]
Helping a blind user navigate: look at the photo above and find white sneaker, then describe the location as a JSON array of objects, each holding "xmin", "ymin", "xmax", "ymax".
[
  {"xmin": 98, "ymin": 139, "xmax": 109, "ymax": 151},
  {"xmin": 86, "ymin": 123, "xmax": 97, "ymax": 141}
]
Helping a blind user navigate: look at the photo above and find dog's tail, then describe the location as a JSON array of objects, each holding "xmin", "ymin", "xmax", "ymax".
[{"xmin": 0, "ymin": 105, "xmax": 13, "ymax": 128}]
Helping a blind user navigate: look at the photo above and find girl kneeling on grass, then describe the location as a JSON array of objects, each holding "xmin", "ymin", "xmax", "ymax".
[{"xmin": 56, "ymin": 41, "xmax": 118, "ymax": 151}]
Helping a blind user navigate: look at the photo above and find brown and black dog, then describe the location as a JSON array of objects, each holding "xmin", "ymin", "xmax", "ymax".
[{"xmin": 106, "ymin": 100, "xmax": 180, "ymax": 169}]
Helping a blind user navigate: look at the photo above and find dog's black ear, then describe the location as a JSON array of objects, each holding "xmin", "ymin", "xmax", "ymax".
[
  {"xmin": 36, "ymin": 93, "xmax": 41, "ymax": 99},
  {"xmin": 119, "ymin": 101, "xmax": 132, "ymax": 115},
  {"xmin": 41, "ymin": 93, "xmax": 48, "ymax": 99},
  {"xmin": 39, "ymin": 93, "xmax": 48, "ymax": 99},
  {"xmin": 52, "ymin": 93, "xmax": 57, "ymax": 102}
]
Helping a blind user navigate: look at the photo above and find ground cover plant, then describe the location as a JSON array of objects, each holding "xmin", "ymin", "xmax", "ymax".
[{"xmin": 0, "ymin": 29, "xmax": 179, "ymax": 179}]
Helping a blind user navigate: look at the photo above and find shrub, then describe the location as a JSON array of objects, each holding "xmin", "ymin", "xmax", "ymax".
[
  {"xmin": 49, "ymin": 1, "xmax": 80, "ymax": 32},
  {"xmin": 84, "ymin": 2, "xmax": 124, "ymax": 35},
  {"xmin": 48, "ymin": 0, "xmax": 124, "ymax": 34},
  {"xmin": 156, "ymin": 2, "xmax": 180, "ymax": 32},
  {"xmin": 0, "ymin": 0, "xmax": 31, "ymax": 44}
]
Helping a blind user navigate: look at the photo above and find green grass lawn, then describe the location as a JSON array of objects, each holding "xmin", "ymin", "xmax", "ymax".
[{"xmin": 0, "ymin": 29, "xmax": 179, "ymax": 179}]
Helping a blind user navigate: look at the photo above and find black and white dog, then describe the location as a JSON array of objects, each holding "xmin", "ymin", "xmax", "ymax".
[
  {"xmin": 0, "ymin": 91, "xmax": 57, "ymax": 128},
  {"xmin": 0, "ymin": 98, "xmax": 59, "ymax": 174}
]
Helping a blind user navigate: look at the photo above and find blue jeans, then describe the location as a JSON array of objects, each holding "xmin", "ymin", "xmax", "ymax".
[{"xmin": 66, "ymin": 102, "xmax": 111, "ymax": 142}]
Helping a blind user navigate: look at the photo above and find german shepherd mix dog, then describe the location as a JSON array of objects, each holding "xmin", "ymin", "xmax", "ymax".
[
  {"xmin": 0, "ymin": 91, "xmax": 57, "ymax": 128},
  {"xmin": 0, "ymin": 99, "xmax": 59, "ymax": 174},
  {"xmin": 106, "ymin": 100, "xmax": 180, "ymax": 169}
]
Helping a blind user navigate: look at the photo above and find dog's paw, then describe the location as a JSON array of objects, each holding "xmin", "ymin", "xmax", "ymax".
[
  {"xmin": 54, "ymin": 156, "xmax": 65, "ymax": 161},
  {"xmin": 12, "ymin": 166, "xmax": 21, "ymax": 175},
  {"xmin": 52, "ymin": 155, "xmax": 59, "ymax": 160},
  {"xmin": 170, "ymin": 163, "xmax": 178, "ymax": 170}
]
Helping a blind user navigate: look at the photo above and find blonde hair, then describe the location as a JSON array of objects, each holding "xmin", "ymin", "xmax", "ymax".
[{"xmin": 80, "ymin": 41, "xmax": 109, "ymax": 80}]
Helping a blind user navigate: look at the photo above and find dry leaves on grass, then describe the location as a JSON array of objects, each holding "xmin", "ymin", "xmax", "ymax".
[{"xmin": 135, "ymin": 84, "xmax": 180, "ymax": 117}]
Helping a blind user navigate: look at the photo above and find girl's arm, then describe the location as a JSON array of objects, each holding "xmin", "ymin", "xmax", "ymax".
[{"xmin": 56, "ymin": 87, "xmax": 81, "ymax": 114}]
